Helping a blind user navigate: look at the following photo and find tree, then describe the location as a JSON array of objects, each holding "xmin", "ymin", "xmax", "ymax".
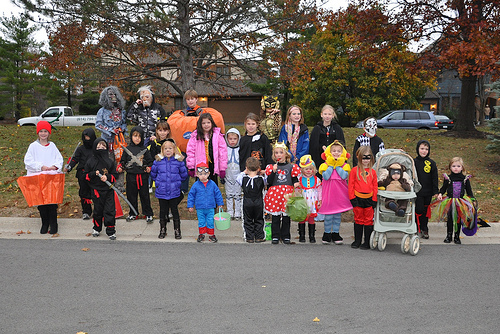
[
  {"xmin": 15, "ymin": 0, "xmax": 319, "ymax": 98},
  {"xmin": 375, "ymin": 0, "xmax": 500, "ymax": 133},
  {"xmin": 289, "ymin": 4, "xmax": 435, "ymax": 125},
  {"xmin": 0, "ymin": 14, "xmax": 46, "ymax": 119}
]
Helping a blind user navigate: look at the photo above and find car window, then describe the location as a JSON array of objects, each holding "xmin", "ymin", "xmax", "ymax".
[
  {"xmin": 420, "ymin": 113, "xmax": 430, "ymax": 120},
  {"xmin": 44, "ymin": 108, "xmax": 60, "ymax": 117},
  {"xmin": 390, "ymin": 112, "xmax": 404, "ymax": 120},
  {"xmin": 65, "ymin": 108, "xmax": 73, "ymax": 116},
  {"xmin": 404, "ymin": 112, "xmax": 419, "ymax": 120}
]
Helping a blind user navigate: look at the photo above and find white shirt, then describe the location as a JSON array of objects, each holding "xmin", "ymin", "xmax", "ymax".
[{"xmin": 24, "ymin": 140, "xmax": 64, "ymax": 176}]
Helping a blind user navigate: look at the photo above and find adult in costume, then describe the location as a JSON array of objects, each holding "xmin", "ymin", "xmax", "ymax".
[{"xmin": 259, "ymin": 96, "xmax": 282, "ymax": 144}]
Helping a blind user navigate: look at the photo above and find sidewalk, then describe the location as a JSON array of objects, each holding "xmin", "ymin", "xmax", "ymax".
[{"xmin": 1, "ymin": 217, "xmax": 498, "ymax": 244}]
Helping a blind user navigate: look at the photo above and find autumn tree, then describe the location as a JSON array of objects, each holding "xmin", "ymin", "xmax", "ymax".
[
  {"xmin": 0, "ymin": 14, "xmax": 47, "ymax": 119},
  {"xmin": 15, "ymin": 0, "xmax": 319, "ymax": 99},
  {"xmin": 289, "ymin": 4, "xmax": 435, "ymax": 125},
  {"xmin": 374, "ymin": 0, "xmax": 500, "ymax": 133}
]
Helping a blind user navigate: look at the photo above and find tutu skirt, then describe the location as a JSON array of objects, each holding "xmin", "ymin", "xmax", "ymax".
[{"xmin": 430, "ymin": 196, "xmax": 477, "ymax": 236}]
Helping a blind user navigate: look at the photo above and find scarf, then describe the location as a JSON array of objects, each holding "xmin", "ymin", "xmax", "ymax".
[{"xmin": 286, "ymin": 122, "xmax": 300, "ymax": 160}]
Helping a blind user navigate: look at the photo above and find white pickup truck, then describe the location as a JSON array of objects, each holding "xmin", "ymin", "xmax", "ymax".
[{"xmin": 17, "ymin": 106, "xmax": 97, "ymax": 127}]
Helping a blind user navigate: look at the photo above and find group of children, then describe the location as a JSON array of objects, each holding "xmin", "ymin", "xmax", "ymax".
[{"xmin": 25, "ymin": 103, "xmax": 477, "ymax": 246}]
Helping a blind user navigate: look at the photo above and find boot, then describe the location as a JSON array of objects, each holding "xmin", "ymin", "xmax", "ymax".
[
  {"xmin": 298, "ymin": 223, "xmax": 306, "ymax": 243},
  {"xmin": 360, "ymin": 225, "xmax": 373, "ymax": 249},
  {"xmin": 308, "ymin": 223, "xmax": 316, "ymax": 243},
  {"xmin": 454, "ymin": 231, "xmax": 461, "ymax": 244},
  {"xmin": 174, "ymin": 219, "xmax": 182, "ymax": 239},
  {"xmin": 351, "ymin": 223, "xmax": 363, "ymax": 249},
  {"xmin": 444, "ymin": 232, "xmax": 452, "ymax": 243},
  {"xmin": 158, "ymin": 219, "xmax": 167, "ymax": 239}
]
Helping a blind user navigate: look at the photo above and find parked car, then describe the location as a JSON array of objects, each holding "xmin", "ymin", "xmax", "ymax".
[
  {"xmin": 369, "ymin": 110, "xmax": 439, "ymax": 129},
  {"xmin": 17, "ymin": 106, "xmax": 97, "ymax": 127},
  {"xmin": 434, "ymin": 115, "xmax": 454, "ymax": 130}
]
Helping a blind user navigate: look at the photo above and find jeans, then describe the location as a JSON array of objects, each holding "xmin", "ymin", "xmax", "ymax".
[{"xmin": 324, "ymin": 213, "xmax": 341, "ymax": 233}]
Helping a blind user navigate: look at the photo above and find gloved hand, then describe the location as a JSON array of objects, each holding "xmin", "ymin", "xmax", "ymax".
[
  {"xmin": 371, "ymin": 199, "xmax": 377, "ymax": 209},
  {"xmin": 219, "ymin": 170, "xmax": 226, "ymax": 179},
  {"xmin": 188, "ymin": 169, "xmax": 195, "ymax": 178}
]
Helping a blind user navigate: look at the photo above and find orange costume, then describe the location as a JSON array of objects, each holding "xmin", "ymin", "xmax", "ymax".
[{"xmin": 348, "ymin": 166, "xmax": 378, "ymax": 226}]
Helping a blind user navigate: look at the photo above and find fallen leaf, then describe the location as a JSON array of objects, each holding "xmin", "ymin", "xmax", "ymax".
[
  {"xmin": 51, "ymin": 233, "xmax": 60, "ymax": 238},
  {"xmin": 85, "ymin": 233, "xmax": 92, "ymax": 237},
  {"xmin": 313, "ymin": 317, "xmax": 320, "ymax": 322},
  {"xmin": 27, "ymin": 230, "xmax": 31, "ymax": 234},
  {"xmin": 81, "ymin": 248, "xmax": 90, "ymax": 252},
  {"xmin": 16, "ymin": 230, "xmax": 24, "ymax": 234}
]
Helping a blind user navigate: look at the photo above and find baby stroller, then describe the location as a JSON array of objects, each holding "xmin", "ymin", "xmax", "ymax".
[{"xmin": 370, "ymin": 149, "xmax": 422, "ymax": 255}]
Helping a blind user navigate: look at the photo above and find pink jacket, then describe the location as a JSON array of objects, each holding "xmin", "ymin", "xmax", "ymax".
[{"xmin": 186, "ymin": 128, "xmax": 228, "ymax": 175}]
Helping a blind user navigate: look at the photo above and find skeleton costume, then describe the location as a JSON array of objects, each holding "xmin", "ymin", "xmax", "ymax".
[
  {"xmin": 352, "ymin": 118, "xmax": 385, "ymax": 166},
  {"xmin": 225, "ymin": 128, "xmax": 242, "ymax": 219}
]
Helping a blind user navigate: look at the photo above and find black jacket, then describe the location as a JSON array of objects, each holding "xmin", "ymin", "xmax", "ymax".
[
  {"xmin": 414, "ymin": 140, "xmax": 438, "ymax": 197},
  {"xmin": 239, "ymin": 131, "xmax": 273, "ymax": 172},
  {"xmin": 309, "ymin": 120, "xmax": 345, "ymax": 169},
  {"xmin": 440, "ymin": 172, "xmax": 474, "ymax": 198}
]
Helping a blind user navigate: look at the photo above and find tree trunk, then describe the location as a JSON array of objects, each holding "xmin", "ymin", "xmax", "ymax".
[
  {"xmin": 177, "ymin": 0, "xmax": 195, "ymax": 94},
  {"xmin": 453, "ymin": 74, "xmax": 478, "ymax": 132}
]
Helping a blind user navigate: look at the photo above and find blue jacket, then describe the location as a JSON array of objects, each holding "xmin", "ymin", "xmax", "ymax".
[
  {"xmin": 187, "ymin": 180, "xmax": 224, "ymax": 209},
  {"xmin": 278, "ymin": 124, "xmax": 310, "ymax": 163},
  {"xmin": 151, "ymin": 156, "xmax": 188, "ymax": 200}
]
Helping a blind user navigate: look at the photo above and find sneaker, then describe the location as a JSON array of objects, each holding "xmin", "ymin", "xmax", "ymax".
[
  {"xmin": 422, "ymin": 231, "xmax": 429, "ymax": 239},
  {"xmin": 126, "ymin": 215, "xmax": 136, "ymax": 222},
  {"xmin": 246, "ymin": 239, "xmax": 255, "ymax": 243},
  {"xmin": 255, "ymin": 239, "xmax": 266, "ymax": 243},
  {"xmin": 272, "ymin": 238, "xmax": 279, "ymax": 244},
  {"xmin": 109, "ymin": 234, "xmax": 116, "ymax": 240},
  {"xmin": 91, "ymin": 229, "xmax": 100, "ymax": 237},
  {"xmin": 208, "ymin": 235, "xmax": 218, "ymax": 243},
  {"xmin": 283, "ymin": 239, "xmax": 291, "ymax": 244},
  {"xmin": 82, "ymin": 213, "xmax": 91, "ymax": 220},
  {"xmin": 332, "ymin": 232, "xmax": 343, "ymax": 245},
  {"xmin": 197, "ymin": 234, "xmax": 205, "ymax": 242},
  {"xmin": 146, "ymin": 216, "xmax": 154, "ymax": 223},
  {"xmin": 322, "ymin": 232, "xmax": 332, "ymax": 244}
]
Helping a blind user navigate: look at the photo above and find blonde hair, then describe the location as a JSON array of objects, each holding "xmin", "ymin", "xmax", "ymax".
[
  {"xmin": 301, "ymin": 164, "xmax": 317, "ymax": 175},
  {"xmin": 272, "ymin": 146, "xmax": 291, "ymax": 163},
  {"xmin": 161, "ymin": 139, "xmax": 177, "ymax": 156},
  {"xmin": 448, "ymin": 157, "xmax": 465, "ymax": 173},
  {"xmin": 284, "ymin": 105, "xmax": 304, "ymax": 125},
  {"xmin": 355, "ymin": 146, "xmax": 374, "ymax": 182},
  {"xmin": 321, "ymin": 105, "xmax": 338, "ymax": 120}
]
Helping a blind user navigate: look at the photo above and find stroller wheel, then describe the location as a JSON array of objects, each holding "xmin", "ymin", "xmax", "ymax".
[
  {"xmin": 370, "ymin": 231, "xmax": 378, "ymax": 249},
  {"xmin": 377, "ymin": 233, "xmax": 387, "ymax": 251},
  {"xmin": 401, "ymin": 234, "xmax": 410, "ymax": 254},
  {"xmin": 409, "ymin": 235, "xmax": 420, "ymax": 255}
]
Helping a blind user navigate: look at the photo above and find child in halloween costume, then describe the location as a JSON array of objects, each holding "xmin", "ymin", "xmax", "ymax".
[
  {"xmin": 239, "ymin": 113, "xmax": 273, "ymax": 172},
  {"xmin": 317, "ymin": 141, "xmax": 352, "ymax": 244},
  {"xmin": 118, "ymin": 126, "xmax": 154, "ymax": 223},
  {"xmin": 186, "ymin": 113, "xmax": 227, "ymax": 185},
  {"xmin": 297, "ymin": 155, "xmax": 322, "ymax": 243},
  {"xmin": 431, "ymin": 157, "xmax": 477, "ymax": 244},
  {"xmin": 377, "ymin": 163, "xmax": 412, "ymax": 217},
  {"xmin": 224, "ymin": 128, "xmax": 242, "ymax": 220},
  {"xmin": 84, "ymin": 138, "xmax": 119, "ymax": 240},
  {"xmin": 278, "ymin": 105, "xmax": 309, "ymax": 164},
  {"xmin": 151, "ymin": 139, "xmax": 188, "ymax": 239},
  {"xmin": 259, "ymin": 96, "xmax": 282, "ymax": 144},
  {"xmin": 352, "ymin": 117, "xmax": 385, "ymax": 167},
  {"xmin": 64, "ymin": 128, "xmax": 96, "ymax": 220},
  {"xmin": 349, "ymin": 146, "xmax": 378, "ymax": 249},
  {"xmin": 264, "ymin": 142, "xmax": 301, "ymax": 244},
  {"xmin": 310, "ymin": 105, "xmax": 346, "ymax": 177},
  {"xmin": 237, "ymin": 157, "xmax": 267, "ymax": 243},
  {"xmin": 24, "ymin": 120, "xmax": 64, "ymax": 235},
  {"xmin": 187, "ymin": 162, "xmax": 224, "ymax": 243},
  {"xmin": 413, "ymin": 140, "xmax": 439, "ymax": 239}
]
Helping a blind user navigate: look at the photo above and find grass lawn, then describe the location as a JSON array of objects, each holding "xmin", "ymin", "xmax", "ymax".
[{"xmin": 1, "ymin": 124, "xmax": 499, "ymax": 221}]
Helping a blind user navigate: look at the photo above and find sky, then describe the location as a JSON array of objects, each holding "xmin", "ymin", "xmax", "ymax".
[{"xmin": 1, "ymin": 0, "xmax": 351, "ymax": 42}]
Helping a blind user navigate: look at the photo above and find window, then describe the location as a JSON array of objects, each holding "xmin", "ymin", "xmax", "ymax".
[
  {"xmin": 419, "ymin": 113, "xmax": 430, "ymax": 120},
  {"xmin": 404, "ymin": 112, "xmax": 419, "ymax": 120},
  {"xmin": 390, "ymin": 112, "xmax": 404, "ymax": 120},
  {"xmin": 44, "ymin": 108, "xmax": 60, "ymax": 117},
  {"xmin": 65, "ymin": 108, "xmax": 73, "ymax": 116}
]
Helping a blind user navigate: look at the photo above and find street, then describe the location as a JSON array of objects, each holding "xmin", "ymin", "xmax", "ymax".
[{"xmin": 1, "ymin": 239, "xmax": 498, "ymax": 333}]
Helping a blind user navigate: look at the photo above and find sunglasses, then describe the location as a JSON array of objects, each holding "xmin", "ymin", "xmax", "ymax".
[{"xmin": 197, "ymin": 167, "xmax": 210, "ymax": 174}]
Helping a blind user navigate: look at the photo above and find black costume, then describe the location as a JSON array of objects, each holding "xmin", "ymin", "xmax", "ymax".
[
  {"xmin": 66, "ymin": 128, "xmax": 96, "ymax": 217},
  {"xmin": 238, "ymin": 131, "xmax": 273, "ymax": 172},
  {"xmin": 84, "ymin": 138, "xmax": 118, "ymax": 237},
  {"xmin": 119, "ymin": 127, "xmax": 154, "ymax": 217},
  {"xmin": 413, "ymin": 140, "xmax": 439, "ymax": 233},
  {"xmin": 238, "ymin": 173, "xmax": 266, "ymax": 242}
]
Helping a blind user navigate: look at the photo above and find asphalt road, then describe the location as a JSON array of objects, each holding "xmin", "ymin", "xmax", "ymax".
[{"xmin": 1, "ymin": 240, "xmax": 498, "ymax": 334}]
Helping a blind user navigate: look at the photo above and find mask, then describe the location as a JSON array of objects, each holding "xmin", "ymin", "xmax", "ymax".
[{"xmin": 364, "ymin": 118, "xmax": 377, "ymax": 137}]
